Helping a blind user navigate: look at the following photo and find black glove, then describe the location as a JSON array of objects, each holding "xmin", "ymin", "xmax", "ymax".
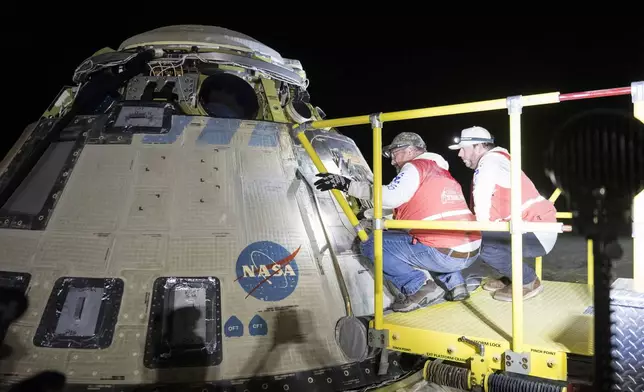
[{"xmin": 314, "ymin": 173, "xmax": 351, "ymax": 192}]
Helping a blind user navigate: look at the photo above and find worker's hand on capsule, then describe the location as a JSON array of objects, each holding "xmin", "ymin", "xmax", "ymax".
[{"xmin": 314, "ymin": 173, "xmax": 351, "ymax": 192}]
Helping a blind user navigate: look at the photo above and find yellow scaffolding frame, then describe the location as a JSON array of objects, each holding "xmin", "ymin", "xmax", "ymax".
[
  {"xmin": 540, "ymin": 189, "xmax": 593, "ymax": 286},
  {"xmin": 294, "ymin": 82, "xmax": 644, "ymax": 359}
]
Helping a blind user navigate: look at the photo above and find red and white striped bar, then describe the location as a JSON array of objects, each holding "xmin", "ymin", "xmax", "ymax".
[{"xmin": 559, "ymin": 86, "xmax": 632, "ymax": 102}]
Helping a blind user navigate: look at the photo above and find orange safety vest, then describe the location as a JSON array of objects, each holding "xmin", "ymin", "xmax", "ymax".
[
  {"xmin": 394, "ymin": 159, "xmax": 481, "ymax": 249},
  {"xmin": 477, "ymin": 150, "xmax": 557, "ymax": 223}
]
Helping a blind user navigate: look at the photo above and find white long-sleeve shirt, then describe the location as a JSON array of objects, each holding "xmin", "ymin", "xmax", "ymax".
[
  {"xmin": 347, "ymin": 152, "xmax": 450, "ymax": 210},
  {"xmin": 472, "ymin": 147, "xmax": 557, "ymax": 252},
  {"xmin": 348, "ymin": 152, "xmax": 479, "ymax": 252},
  {"xmin": 471, "ymin": 147, "xmax": 510, "ymax": 222}
]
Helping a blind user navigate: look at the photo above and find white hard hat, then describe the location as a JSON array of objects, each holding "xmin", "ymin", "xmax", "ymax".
[{"xmin": 448, "ymin": 126, "xmax": 495, "ymax": 150}]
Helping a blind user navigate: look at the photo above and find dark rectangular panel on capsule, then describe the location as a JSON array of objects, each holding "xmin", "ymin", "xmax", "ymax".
[
  {"xmin": 33, "ymin": 277, "xmax": 123, "ymax": 349},
  {"xmin": 144, "ymin": 277, "xmax": 222, "ymax": 369},
  {"xmin": 104, "ymin": 101, "xmax": 173, "ymax": 135},
  {"xmin": 1, "ymin": 141, "xmax": 74, "ymax": 216},
  {"xmin": 0, "ymin": 271, "xmax": 31, "ymax": 293},
  {"xmin": 54, "ymin": 287, "xmax": 104, "ymax": 337}
]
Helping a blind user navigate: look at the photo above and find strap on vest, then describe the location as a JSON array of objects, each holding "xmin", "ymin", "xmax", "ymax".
[{"xmin": 469, "ymin": 149, "xmax": 510, "ymax": 210}]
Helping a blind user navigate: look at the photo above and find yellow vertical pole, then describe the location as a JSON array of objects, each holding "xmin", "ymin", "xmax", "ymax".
[
  {"xmin": 634, "ymin": 190, "xmax": 644, "ymax": 293},
  {"xmin": 508, "ymin": 96, "xmax": 524, "ymax": 353},
  {"xmin": 636, "ymin": 101, "xmax": 644, "ymax": 123},
  {"xmin": 371, "ymin": 113, "xmax": 384, "ymax": 330},
  {"xmin": 632, "ymin": 83, "xmax": 644, "ymax": 292},
  {"xmin": 587, "ymin": 239, "xmax": 594, "ymax": 287}
]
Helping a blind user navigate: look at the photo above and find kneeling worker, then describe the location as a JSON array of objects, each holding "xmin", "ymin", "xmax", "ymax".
[
  {"xmin": 449, "ymin": 126, "xmax": 558, "ymax": 301},
  {"xmin": 315, "ymin": 132, "xmax": 481, "ymax": 312}
]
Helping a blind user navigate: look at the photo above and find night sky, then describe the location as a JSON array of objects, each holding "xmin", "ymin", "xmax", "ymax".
[{"xmin": 4, "ymin": 17, "xmax": 644, "ymax": 202}]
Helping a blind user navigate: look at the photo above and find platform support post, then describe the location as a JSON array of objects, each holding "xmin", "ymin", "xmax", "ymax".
[
  {"xmin": 631, "ymin": 83, "xmax": 643, "ymax": 293},
  {"xmin": 507, "ymin": 96, "xmax": 524, "ymax": 354},
  {"xmin": 587, "ymin": 239, "xmax": 594, "ymax": 287},
  {"xmin": 371, "ymin": 113, "xmax": 385, "ymax": 331},
  {"xmin": 534, "ymin": 257, "xmax": 542, "ymax": 281}
]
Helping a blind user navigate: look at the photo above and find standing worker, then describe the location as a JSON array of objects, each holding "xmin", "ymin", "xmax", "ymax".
[
  {"xmin": 449, "ymin": 126, "xmax": 558, "ymax": 301},
  {"xmin": 314, "ymin": 132, "xmax": 481, "ymax": 312}
]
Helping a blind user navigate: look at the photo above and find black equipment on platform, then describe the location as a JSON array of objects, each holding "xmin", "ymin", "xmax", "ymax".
[{"xmin": 545, "ymin": 109, "xmax": 644, "ymax": 391}]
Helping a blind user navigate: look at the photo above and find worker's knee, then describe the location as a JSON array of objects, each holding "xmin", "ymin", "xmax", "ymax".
[{"xmin": 480, "ymin": 244, "xmax": 511, "ymax": 268}]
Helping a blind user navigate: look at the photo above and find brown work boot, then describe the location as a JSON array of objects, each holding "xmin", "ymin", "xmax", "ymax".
[
  {"xmin": 482, "ymin": 277, "xmax": 511, "ymax": 292},
  {"xmin": 392, "ymin": 281, "xmax": 445, "ymax": 312},
  {"xmin": 492, "ymin": 278, "xmax": 543, "ymax": 302}
]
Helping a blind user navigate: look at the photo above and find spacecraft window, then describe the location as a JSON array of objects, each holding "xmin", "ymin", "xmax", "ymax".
[
  {"xmin": 0, "ymin": 116, "xmax": 88, "ymax": 230},
  {"xmin": 292, "ymin": 100, "xmax": 311, "ymax": 118},
  {"xmin": 0, "ymin": 141, "xmax": 76, "ymax": 229},
  {"xmin": 1, "ymin": 141, "xmax": 74, "ymax": 217},
  {"xmin": 198, "ymin": 73, "xmax": 259, "ymax": 120}
]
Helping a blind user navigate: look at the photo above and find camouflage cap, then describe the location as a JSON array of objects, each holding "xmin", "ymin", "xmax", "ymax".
[{"xmin": 382, "ymin": 132, "xmax": 426, "ymax": 158}]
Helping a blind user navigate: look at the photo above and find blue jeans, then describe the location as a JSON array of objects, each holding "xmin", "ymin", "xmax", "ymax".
[
  {"xmin": 480, "ymin": 232, "xmax": 547, "ymax": 285},
  {"xmin": 359, "ymin": 230, "xmax": 478, "ymax": 295}
]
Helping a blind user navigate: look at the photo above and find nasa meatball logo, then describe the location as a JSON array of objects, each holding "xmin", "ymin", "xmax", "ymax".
[{"xmin": 235, "ymin": 241, "xmax": 301, "ymax": 301}]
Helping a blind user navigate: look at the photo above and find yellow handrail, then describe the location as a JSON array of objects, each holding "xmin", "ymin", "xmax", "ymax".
[
  {"xmin": 384, "ymin": 219, "xmax": 565, "ymax": 233},
  {"xmin": 587, "ymin": 239, "xmax": 594, "ymax": 287},
  {"xmin": 310, "ymin": 93, "xmax": 564, "ymax": 354},
  {"xmin": 310, "ymin": 93, "xmax": 559, "ymax": 129},
  {"xmin": 549, "ymin": 188, "xmax": 563, "ymax": 202},
  {"xmin": 298, "ymin": 82, "xmax": 643, "ymax": 357},
  {"xmin": 549, "ymin": 188, "xmax": 574, "ymax": 219}
]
